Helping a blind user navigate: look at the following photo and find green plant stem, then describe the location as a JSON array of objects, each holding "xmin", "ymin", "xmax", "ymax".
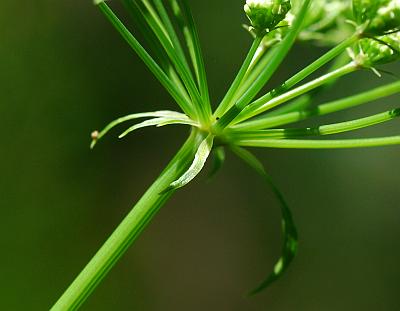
[
  {"xmin": 179, "ymin": 0, "xmax": 212, "ymax": 116},
  {"xmin": 166, "ymin": 0, "xmax": 212, "ymax": 122},
  {"xmin": 131, "ymin": 1, "xmax": 208, "ymax": 124},
  {"xmin": 235, "ymin": 62, "xmax": 358, "ymax": 123},
  {"xmin": 234, "ymin": 135, "xmax": 400, "ymax": 149},
  {"xmin": 246, "ymin": 43, "xmax": 269, "ymax": 74},
  {"xmin": 50, "ymin": 130, "xmax": 203, "ymax": 311},
  {"xmin": 140, "ymin": 0, "xmax": 172, "ymax": 43},
  {"xmin": 233, "ymin": 80, "xmax": 400, "ymax": 131},
  {"xmin": 229, "ymin": 108, "xmax": 400, "ymax": 139},
  {"xmin": 237, "ymin": 32, "xmax": 359, "ymax": 104},
  {"xmin": 265, "ymin": 51, "xmax": 351, "ymax": 118},
  {"xmin": 276, "ymin": 33, "xmax": 360, "ymax": 94},
  {"xmin": 137, "ymin": 0, "xmax": 192, "ymax": 79},
  {"xmin": 234, "ymin": 8, "xmax": 309, "ymax": 100},
  {"xmin": 214, "ymin": 35, "xmax": 264, "ymax": 117},
  {"xmin": 123, "ymin": 0, "xmax": 192, "ymax": 104},
  {"xmin": 168, "ymin": 0, "xmax": 195, "ymax": 71},
  {"xmin": 153, "ymin": 0, "xmax": 191, "ymax": 72},
  {"xmin": 169, "ymin": 69, "xmax": 193, "ymax": 103},
  {"xmin": 213, "ymin": 0, "xmax": 311, "ymax": 132},
  {"xmin": 97, "ymin": 2, "xmax": 196, "ymax": 118}
]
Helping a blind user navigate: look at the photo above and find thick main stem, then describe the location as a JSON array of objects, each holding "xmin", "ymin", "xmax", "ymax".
[{"xmin": 51, "ymin": 130, "xmax": 203, "ymax": 311}]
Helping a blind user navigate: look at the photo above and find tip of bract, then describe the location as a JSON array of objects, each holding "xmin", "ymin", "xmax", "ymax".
[
  {"xmin": 90, "ymin": 131, "xmax": 99, "ymax": 149},
  {"xmin": 90, "ymin": 141, "xmax": 97, "ymax": 150},
  {"xmin": 93, "ymin": 0, "xmax": 105, "ymax": 5}
]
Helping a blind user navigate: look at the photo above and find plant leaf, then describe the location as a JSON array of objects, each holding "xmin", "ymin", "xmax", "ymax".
[
  {"xmin": 214, "ymin": 0, "xmax": 312, "ymax": 130},
  {"xmin": 91, "ymin": 110, "xmax": 196, "ymax": 148},
  {"xmin": 122, "ymin": 0, "xmax": 192, "ymax": 104},
  {"xmin": 95, "ymin": 2, "xmax": 195, "ymax": 117},
  {"xmin": 234, "ymin": 136, "xmax": 400, "ymax": 149},
  {"xmin": 162, "ymin": 134, "xmax": 214, "ymax": 192},
  {"xmin": 228, "ymin": 108, "xmax": 400, "ymax": 139},
  {"xmin": 230, "ymin": 146, "xmax": 298, "ymax": 295},
  {"xmin": 119, "ymin": 116, "xmax": 198, "ymax": 138},
  {"xmin": 178, "ymin": 0, "xmax": 211, "ymax": 113},
  {"xmin": 233, "ymin": 80, "xmax": 400, "ymax": 131},
  {"xmin": 152, "ymin": 0, "xmax": 191, "ymax": 76},
  {"xmin": 128, "ymin": 0, "xmax": 206, "ymax": 122}
]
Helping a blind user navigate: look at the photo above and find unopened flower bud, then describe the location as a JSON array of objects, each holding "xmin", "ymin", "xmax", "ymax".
[
  {"xmin": 353, "ymin": 32, "xmax": 400, "ymax": 67},
  {"xmin": 353, "ymin": 0, "xmax": 400, "ymax": 34},
  {"xmin": 244, "ymin": 0, "xmax": 291, "ymax": 32}
]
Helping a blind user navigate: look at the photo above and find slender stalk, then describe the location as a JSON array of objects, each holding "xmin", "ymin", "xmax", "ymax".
[
  {"xmin": 50, "ymin": 130, "xmax": 204, "ymax": 310},
  {"xmin": 141, "ymin": 0, "xmax": 172, "ymax": 43},
  {"xmin": 123, "ymin": 0, "xmax": 192, "ymax": 104},
  {"xmin": 214, "ymin": 35, "xmax": 264, "ymax": 117},
  {"xmin": 229, "ymin": 108, "xmax": 400, "ymax": 139},
  {"xmin": 264, "ymin": 94, "xmax": 312, "ymax": 118},
  {"xmin": 97, "ymin": 2, "xmax": 196, "ymax": 118},
  {"xmin": 235, "ymin": 62, "xmax": 358, "ymax": 123},
  {"xmin": 278, "ymin": 33, "xmax": 360, "ymax": 94},
  {"xmin": 265, "ymin": 52, "xmax": 351, "ymax": 118},
  {"xmin": 247, "ymin": 43, "xmax": 268, "ymax": 74},
  {"xmin": 169, "ymin": 69, "xmax": 192, "ymax": 104},
  {"xmin": 233, "ymin": 80, "xmax": 400, "ymax": 131},
  {"xmin": 232, "ymin": 1, "xmax": 318, "ymax": 103},
  {"xmin": 234, "ymin": 135, "xmax": 400, "ymax": 149},
  {"xmin": 147, "ymin": 0, "xmax": 212, "ymax": 118},
  {"xmin": 238, "ymin": 0, "xmax": 311, "ymax": 106},
  {"xmin": 237, "ymin": 32, "xmax": 360, "ymax": 104},
  {"xmin": 180, "ymin": 0, "xmax": 212, "ymax": 115},
  {"xmin": 213, "ymin": 0, "xmax": 311, "ymax": 132},
  {"xmin": 166, "ymin": 0, "xmax": 212, "ymax": 122},
  {"xmin": 153, "ymin": 0, "xmax": 191, "ymax": 72},
  {"xmin": 147, "ymin": 0, "xmax": 196, "ymax": 105},
  {"xmin": 137, "ymin": 0, "xmax": 192, "ymax": 78},
  {"xmin": 131, "ymin": 1, "xmax": 208, "ymax": 124}
]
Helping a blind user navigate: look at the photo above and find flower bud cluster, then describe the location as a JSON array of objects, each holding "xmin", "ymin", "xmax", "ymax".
[
  {"xmin": 353, "ymin": 0, "xmax": 400, "ymax": 34},
  {"xmin": 253, "ymin": 0, "xmax": 352, "ymax": 48},
  {"xmin": 244, "ymin": 0, "xmax": 291, "ymax": 32},
  {"xmin": 352, "ymin": 32, "xmax": 400, "ymax": 67},
  {"xmin": 255, "ymin": 15, "xmax": 292, "ymax": 48}
]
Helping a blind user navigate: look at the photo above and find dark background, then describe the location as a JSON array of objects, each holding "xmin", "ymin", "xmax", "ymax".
[{"xmin": 1, "ymin": 0, "xmax": 400, "ymax": 310}]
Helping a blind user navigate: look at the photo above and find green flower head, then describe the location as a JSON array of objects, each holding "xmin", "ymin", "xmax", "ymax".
[
  {"xmin": 244, "ymin": 0, "xmax": 291, "ymax": 32},
  {"xmin": 254, "ymin": 0, "xmax": 352, "ymax": 48},
  {"xmin": 353, "ymin": 0, "xmax": 400, "ymax": 34},
  {"xmin": 353, "ymin": 32, "xmax": 400, "ymax": 67}
]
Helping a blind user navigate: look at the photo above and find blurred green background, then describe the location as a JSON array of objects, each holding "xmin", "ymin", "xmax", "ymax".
[{"xmin": 1, "ymin": 0, "xmax": 400, "ymax": 310}]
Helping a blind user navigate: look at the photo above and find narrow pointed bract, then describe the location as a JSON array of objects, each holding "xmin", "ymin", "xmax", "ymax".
[
  {"xmin": 231, "ymin": 146, "xmax": 298, "ymax": 295},
  {"xmin": 164, "ymin": 134, "xmax": 214, "ymax": 192}
]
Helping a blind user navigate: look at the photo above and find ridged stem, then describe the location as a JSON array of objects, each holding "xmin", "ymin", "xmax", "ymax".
[{"xmin": 50, "ymin": 130, "xmax": 203, "ymax": 310}]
